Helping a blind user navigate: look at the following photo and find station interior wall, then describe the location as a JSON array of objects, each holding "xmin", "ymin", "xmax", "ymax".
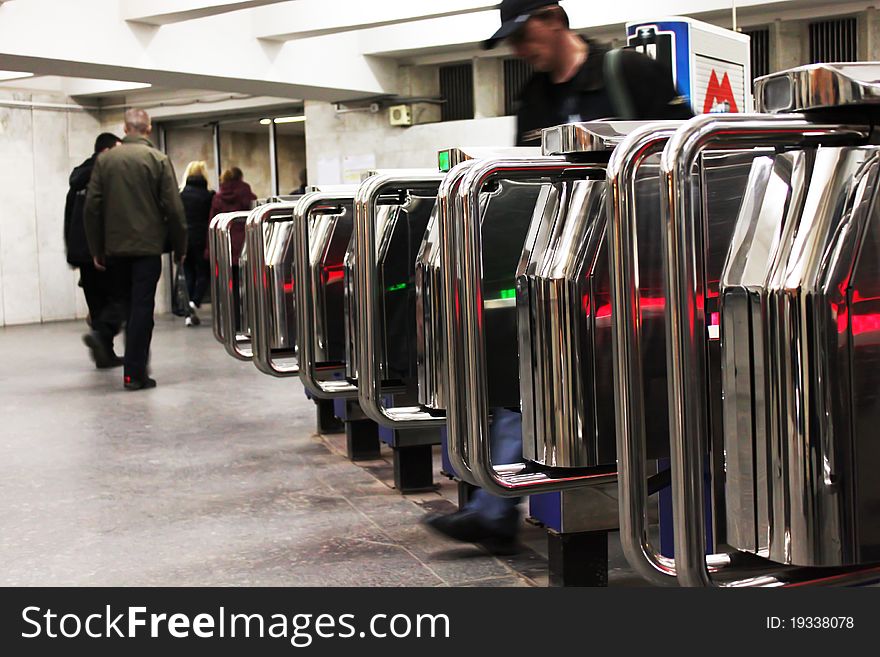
[
  {"xmin": 6, "ymin": 2, "xmax": 880, "ymax": 327},
  {"xmin": 0, "ymin": 98, "xmax": 178, "ymax": 328},
  {"xmin": 304, "ymin": 100, "xmax": 516, "ymax": 184},
  {"xmin": 164, "ymin": 127, "xmax": 307, "ymax": 198}
]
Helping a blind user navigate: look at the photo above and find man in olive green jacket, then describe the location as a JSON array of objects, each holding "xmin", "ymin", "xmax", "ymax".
[{"xmin": 84, "ymin": 108, "xmax": 187, "ymax": 390}]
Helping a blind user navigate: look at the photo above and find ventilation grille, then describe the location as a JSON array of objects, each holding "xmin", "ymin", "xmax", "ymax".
[
  {"xmin": 744, "ymin": 27, "xmax": 770, "ymax": 81},
  {"xmin": 440, "ymin": 63, "xmax": 474, "ymax": 122},
  {"xmin": 809, "ymin": 17, "xmax": 858, "ymax": 64},
  {"xmin": 503, "ymin": 58, "xmax": 533, "ymax": 116}
]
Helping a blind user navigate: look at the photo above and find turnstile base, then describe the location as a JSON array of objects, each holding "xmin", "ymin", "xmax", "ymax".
[
  {"xmin": 547, "ymin": 529, "xmax": 608, "ymax": 587},
  {"xmin": 345, "ymin": 420, "xmax": 380, "ymax": 461},
  {"xmin": 316, "ymin": 399, "xmax": 344, "ymax": 434},
  {"xmin": 392, "ymin": 444, "xmax": 434, "ymax": 493},
  {"xmin": 457, "ymin": 481, "xmax": 478, "ymax": 509}
]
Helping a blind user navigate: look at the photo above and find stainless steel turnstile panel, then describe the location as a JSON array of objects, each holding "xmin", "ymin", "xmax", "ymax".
[
  {"xmin": 208, "ymin": 210, "xmax": 252, "ymax": 360},
  {"xmin": 344, "ymin": 204, "xmax": 396, "ymax": 382},
  {"xmin": 245, "ymin": 202, "xmax": 299, "ymax": 377},
  {"xmin": 352, "ymin": 172, "xmax": 447, "ymax": 429},
  {"xmin": 295, "ymin": 189, "xmax": 360, "ymax": 399},
  {"xmin": 721, "ymin": 146, "xmax": 880, "ymax": 567},
  {"xmin": 415, "ymin": 203, "xmax": 445, "ymax": 409}
]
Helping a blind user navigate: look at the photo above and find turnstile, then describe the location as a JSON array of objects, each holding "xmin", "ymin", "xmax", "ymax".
[
  {"xmin": 610, "ymin": 62, "xmax": 880, "ymax": 586},
  {"xmin": 348, "ymin": 172, "xmax": 445, "ymax": 491},
  {"xmin": 208, "ymin": 210, "xmax": 252, "ymax": 360},
  {"xmin": 293, "ymin": 189, "xmax": 383, "ymax": 460},
  {"xmin": 244, "ymin": 202, "xmax": 299, "ymax": 377},
  {"xmin": 432, "ymin": 136, "xmax": 618, "ymax": 585},
  {"xmin": 436, "ymin": 122, "xmax": 762, "ymax": 585}
]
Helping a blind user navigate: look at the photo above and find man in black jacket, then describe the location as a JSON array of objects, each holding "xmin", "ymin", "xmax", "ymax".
[
  {"xmin": 489, "ymin": 0, "xmax": 691, "ymax": 145},
  {"xmin": 64, "ymin": 132, "xmax": 122, "ymax": 367},
  {"xmin": 424, "ymin": 0, "xmax": 692, "ymax": 552}
]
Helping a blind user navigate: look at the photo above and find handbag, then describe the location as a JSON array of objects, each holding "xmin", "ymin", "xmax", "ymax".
[{"xmin": 172, "ymin": 263, "xmax": 191, "ymax": 317}]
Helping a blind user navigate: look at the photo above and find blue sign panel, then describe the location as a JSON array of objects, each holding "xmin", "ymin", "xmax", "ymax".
[{"xmin": 627, "ymin": 20, "xmax": 691, "ymax": 105}]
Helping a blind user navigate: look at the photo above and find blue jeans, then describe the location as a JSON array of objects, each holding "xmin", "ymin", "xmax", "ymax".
[{"xmin": 463, "ymin": 407, "xmax": 522, "ymax": 534}]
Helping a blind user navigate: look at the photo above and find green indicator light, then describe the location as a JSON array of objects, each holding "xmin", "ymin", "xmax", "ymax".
[
  {"xmin": 438, "ymin": 150, "xmax": 451, "ymax": 172},
  {"xmin": 498, "ymin": 288, "xmax": 516, "ymax": 300},
  {"xmin": 387, "ymin": 282, "xmax": 408, "ymax": 292}
]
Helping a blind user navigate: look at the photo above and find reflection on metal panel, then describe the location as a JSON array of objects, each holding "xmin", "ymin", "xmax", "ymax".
[
  {"xmin": 244, "ymin": 203, "xmax": 300, "ymax": 377},
  {"xmin": 308, "ymin": 202, "xmax": 353, "ymax": 363},
  {"xmin": 721, "ymin": 146, "xmax": 880, "ymax": 566}
]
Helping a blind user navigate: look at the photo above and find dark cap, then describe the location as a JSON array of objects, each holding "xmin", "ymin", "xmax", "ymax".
[{"xmin": 482, "ymin": 0, "xmax": 559, "ymax": 50}]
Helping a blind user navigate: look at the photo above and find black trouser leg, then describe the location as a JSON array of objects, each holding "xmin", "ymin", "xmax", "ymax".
[
  {"xmin": 92, "ymin": 262, "xmax": 127, "ymax": 349},
  {"xmin": 194, "ymin": 257, "xmax": 210, "ymax": 307},
  {"xmin": 183, "ymin": 253, "xmax": 197, "ymax": 303},
  {"xmin": 231, "ymin": 267, "xmax": 242, "ymax": 332},
  {"xmin": 121, "ymin": 256, "xmax": 162, "ymax": 381},
  {"xmin": 187, "ymin": 245, "xmax": 209, "ymax": 307},
  {"xmin": 78, "ymin": 263, "xmax": 113, "ymax": 329}
]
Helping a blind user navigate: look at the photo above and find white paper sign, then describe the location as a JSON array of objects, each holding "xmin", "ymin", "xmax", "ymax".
[{"xmin": 342, "ymin": 153, "xmax": 376, "ymax": 184}]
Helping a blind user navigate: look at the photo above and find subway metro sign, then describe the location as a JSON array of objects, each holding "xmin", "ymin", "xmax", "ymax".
[{"xmin": 695, "ymin": 56, "xmax": 746, "ymax": 114}]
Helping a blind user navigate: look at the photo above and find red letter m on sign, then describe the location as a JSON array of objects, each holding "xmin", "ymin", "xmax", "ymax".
[{"xmin": 703, "ymin": 70, "xmax": 739, "ymax": 113}]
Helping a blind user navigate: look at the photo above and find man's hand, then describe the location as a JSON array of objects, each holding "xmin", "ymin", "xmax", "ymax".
[{"xmin": 93, "ymin": 256, "xmax": 106, "ymax": 271}]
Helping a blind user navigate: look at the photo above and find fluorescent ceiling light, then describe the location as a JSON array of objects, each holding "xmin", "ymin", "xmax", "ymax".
[
  {"xmin": 0, "ymin": 71, "xmax": 34, "ymax": 82},
  {"xmin": 260, "ymin": 116, "xmax": 306, "ymax": 125}
]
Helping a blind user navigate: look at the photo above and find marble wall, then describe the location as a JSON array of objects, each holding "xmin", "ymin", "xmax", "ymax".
[
  {"xmin": 2, "ymin": 86, "xmax": 506, "ymax": 327},
  {"xmin": 0, "ymin": 95, "xmax": 180, "ymax": 327},
  {"xmin": 164, "ymin": 126, "xmax": 307, "ymax": 199},
  {"xmin": 304, "ymin": 99, "xmax": 516, "ymax": 185},
  {"xmin": 0, "ymin": 93, "xmax": 101, "ymax": 326}
]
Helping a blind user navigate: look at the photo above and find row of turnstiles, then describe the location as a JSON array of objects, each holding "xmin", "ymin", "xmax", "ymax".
[{"xmin": 208, "ymin": 62, "xmax": 880, "ymax": 587}]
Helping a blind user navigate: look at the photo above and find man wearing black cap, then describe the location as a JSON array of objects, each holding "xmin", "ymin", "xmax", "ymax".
[
  {"xmin": 485, "ymin": 0, "xmax": 690, "ymax": 145},
  {"xmin": 423, "ymin": 0, "xmax": 690, "ymax": 552}
]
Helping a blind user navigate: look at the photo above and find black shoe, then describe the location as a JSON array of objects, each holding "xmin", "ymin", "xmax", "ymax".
[
  {"xmin": 422, "ymin": 510, "xmax": 518, "ymax": 553},
  {"xmin": 83, "ymin": 331, "xmax": 116, "ymax": 369},
  {"xmin": 124, "ymin": 376, "xmax": 157, "ymax": 391},
  {"xmin": 106, "ymin": 354, "xmax": 124, "ymax": 368}
]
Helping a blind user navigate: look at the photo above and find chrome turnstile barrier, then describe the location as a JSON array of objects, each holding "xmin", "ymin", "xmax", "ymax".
[
  {"xmin": 353, "ymin": 171, "xmax": 446, "ymax": 428},
  {"xmin": 418, "ymin": 146, "xmax": 543, "ymax": 418},
  {"xmin": 208, "ymin": 212, "xmax": 229, "ymax": 346},
  {"xmin": 208, "ymin": 210, "xmax": 253, "ymax": 360},
  {"xmin": 416, "ymin": 161, "xmax": 476, "ymax": 416},
  {"xmin": 442, "ymin": 157, "xmax": 619, "ymax": 494},
  {"xmin": 245, "ymin": 201, "xmax": 300, "ymax": 377},
  {"xmin": 660, "ymin": 111, "xmax": 873, "ymax": 586},
  {"xmin": 607, "ymin": 123, "xmax": 746, "ymax": 585},
  {"xmin": 294, "ymin": 189, "xmax": 360, "ymax": 399},
  {"xmin": 424, "ymin": 160, "xmax": 479, "ymax": 482},
  {"xmin": 607, "ymin": 123, "xmax": 686, "ymax": 586}
]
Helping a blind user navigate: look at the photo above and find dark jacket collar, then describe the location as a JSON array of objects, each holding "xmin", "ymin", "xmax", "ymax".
[
  {"xmin": 69, "ymin": 154, "xmax": 97, "ymax": 190},
  {"xmin": 122, "ymin": 135, "xmax": 155, "ymax": 148},
  {"xmin": 185, "ymin": 175, "xmax": 208, "ymax": 189}
]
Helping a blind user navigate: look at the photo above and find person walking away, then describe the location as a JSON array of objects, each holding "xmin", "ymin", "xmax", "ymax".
[
  {"xmin": 179, "ymin": 160, "xmax": 215, "ymax": 326},
  {"xmin": 64, "ymin": 132, "xmax": 122, "ymax": 367},
  {"xmin": 422, "ymin": 0, "xmax": 692, "ymax": 552},
  {"xmin": 229, "ymin": 167, "xmax": 257, "ymax": 204},
  {"xmin": 84, "ymin": 108, "xmax": 187, "ymax": 391},
  {"xmin": 209, "ymin": 167, "xmax": 257, "ymax": 330}
]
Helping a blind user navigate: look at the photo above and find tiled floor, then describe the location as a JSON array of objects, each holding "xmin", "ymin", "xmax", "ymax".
[{"xmin": 0, "ymin": 314, "xmax": 645, "ymax": 587}]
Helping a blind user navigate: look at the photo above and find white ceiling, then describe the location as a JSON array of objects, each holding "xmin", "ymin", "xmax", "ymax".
[{"xmin": 0, "ymin": 0, "xmax": 875, "ymax": 123}]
